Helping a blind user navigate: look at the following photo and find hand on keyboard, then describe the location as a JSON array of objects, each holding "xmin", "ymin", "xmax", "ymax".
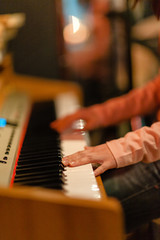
[
  {"xmin": 62, "ymin": 143, "xmax": 117, "ymax": 176},
  {"xmin": 50, "ymin": 106, "xmax": 102, "ymax": 133}
]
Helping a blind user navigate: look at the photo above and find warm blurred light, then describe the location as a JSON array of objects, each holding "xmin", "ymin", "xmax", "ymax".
[
  {"xmin": 63, "ymin": 16, "xmax": 89, "ymax": 45},
  {"xmin": 72, "ymin": 16, "xmax": 80, "ymax": 33}
]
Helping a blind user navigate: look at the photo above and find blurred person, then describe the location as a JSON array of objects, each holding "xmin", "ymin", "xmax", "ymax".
[
  {"xmin": 51, "ymin": 0, "xmax": 160, "ymax": 233},
  {"xmin": 65, "ymin": 0, "xmax": 111, "ymax": 80},
  {"xmin": 64, "ymin": 0, "xmax": 121, "ymax": 110}
]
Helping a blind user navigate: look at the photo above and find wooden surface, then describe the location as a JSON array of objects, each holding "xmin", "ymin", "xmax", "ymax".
[
  {"xmin": 0, "ymin": 186, "xmax": 125, "ymax": 240},
  {"xmin": 0, "ymin": 55, "xmax": 125, "ymax": 240}
]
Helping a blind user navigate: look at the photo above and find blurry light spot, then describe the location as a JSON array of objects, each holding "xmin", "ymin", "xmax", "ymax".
[
  {"xmin": 63, "ymin": 15, "xmax": 90, "ymax": 45},
  {"xmin": 72, "ymin": 16, "xmax": 80, "ymax": 33},
  {"xmin": 0, "ymin": 118, "xmax": 6, "ymax": 127}
]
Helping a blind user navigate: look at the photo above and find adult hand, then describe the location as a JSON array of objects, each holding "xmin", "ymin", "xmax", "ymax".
[
  {"xmin": 62, "ymin": 143, "xmax": 117, "ymax": 176},
  {"xmin": 50, "ymin": 106, "xmax": 103, "ymax": 133}
]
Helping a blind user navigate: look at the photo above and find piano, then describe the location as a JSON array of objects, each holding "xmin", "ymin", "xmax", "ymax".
[
  {"xmin": 0, "ymin": 55, "xmax": 124, "ymax": 240},
  {"xmin": 0, "ymin": 91, "xmax": 101, "ymax": 199},
  {"xmin": 0, "ymin": 9, "xmax": 124, "ymax": 237}
]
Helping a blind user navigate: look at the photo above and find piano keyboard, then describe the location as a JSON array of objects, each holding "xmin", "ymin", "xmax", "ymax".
[{"xmin": 0, "ymin": 92, "xmax": 101, "ymax": 199}]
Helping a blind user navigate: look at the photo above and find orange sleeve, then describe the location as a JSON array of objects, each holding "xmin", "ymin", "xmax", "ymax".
[{"xmin": 90, "ymin": 75, "xmax": 160, "ymax": 127}]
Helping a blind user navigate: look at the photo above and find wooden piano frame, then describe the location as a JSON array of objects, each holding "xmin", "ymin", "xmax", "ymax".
[{"xmin": 0, "ymin": 55, "xmax": 125, "ymax": 240}]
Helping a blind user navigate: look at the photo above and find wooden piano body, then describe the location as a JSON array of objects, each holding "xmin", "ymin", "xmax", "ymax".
[{"xmin": 0, "ymin": 56, "xmax": 125, "ymax": 240}]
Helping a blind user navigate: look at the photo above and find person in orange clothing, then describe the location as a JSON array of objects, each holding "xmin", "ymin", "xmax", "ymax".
[
  {"xmin": 51, "ymin": 0, "xmax": 160, "ymax": 233},
  {"xmin": 51, "ymin": 74, "xmax": 160, "ymax": 174}
]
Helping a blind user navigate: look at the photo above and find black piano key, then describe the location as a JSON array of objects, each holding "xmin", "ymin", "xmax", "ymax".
[
  {"xmin": 16, "ymin": 160, "xmax": 62, "ymax": 169},
  {"xmin": 14, "ymin": 173, "xmax": 64, "ymax": 183},
  {"xmin": 14, "ymin": 164, "xmax": 66, "ymax": 176},
  {"xmin": 14, "ymin": 170, "xmax": 65, "ymax": 180},
  {"xmin": 18, "ymin": 149, "xmax": 62, "ymax": 159},
  {"xmin": 14, "ymin": 169, "xmax": 65, "ymax": 181},
  {"xmin": 18, "ymin": 149, "xmax": 62, "ymax": 161},
  {"xmin": 20, "ymin": 145, "xmax": 61, "ymax": 152},
  {"xmin": 15, "ymin": 162, "xmax": 63, "ymax": 172},
  {"xmin": 20, "ymin": 144, "xmax": 61, "ymax": 152},
  {"xmin": 15, "ymin": 178, "xmax": 63, "ymax": 189},
  {"xmin": 17, "ymin": 156, "xmax": 62, "ymax": 165}
]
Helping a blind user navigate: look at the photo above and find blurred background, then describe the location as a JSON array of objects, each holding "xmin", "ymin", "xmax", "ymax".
[{"xmin": 0, "ymin": 0, "xmax": 160, "ymax": 145}]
